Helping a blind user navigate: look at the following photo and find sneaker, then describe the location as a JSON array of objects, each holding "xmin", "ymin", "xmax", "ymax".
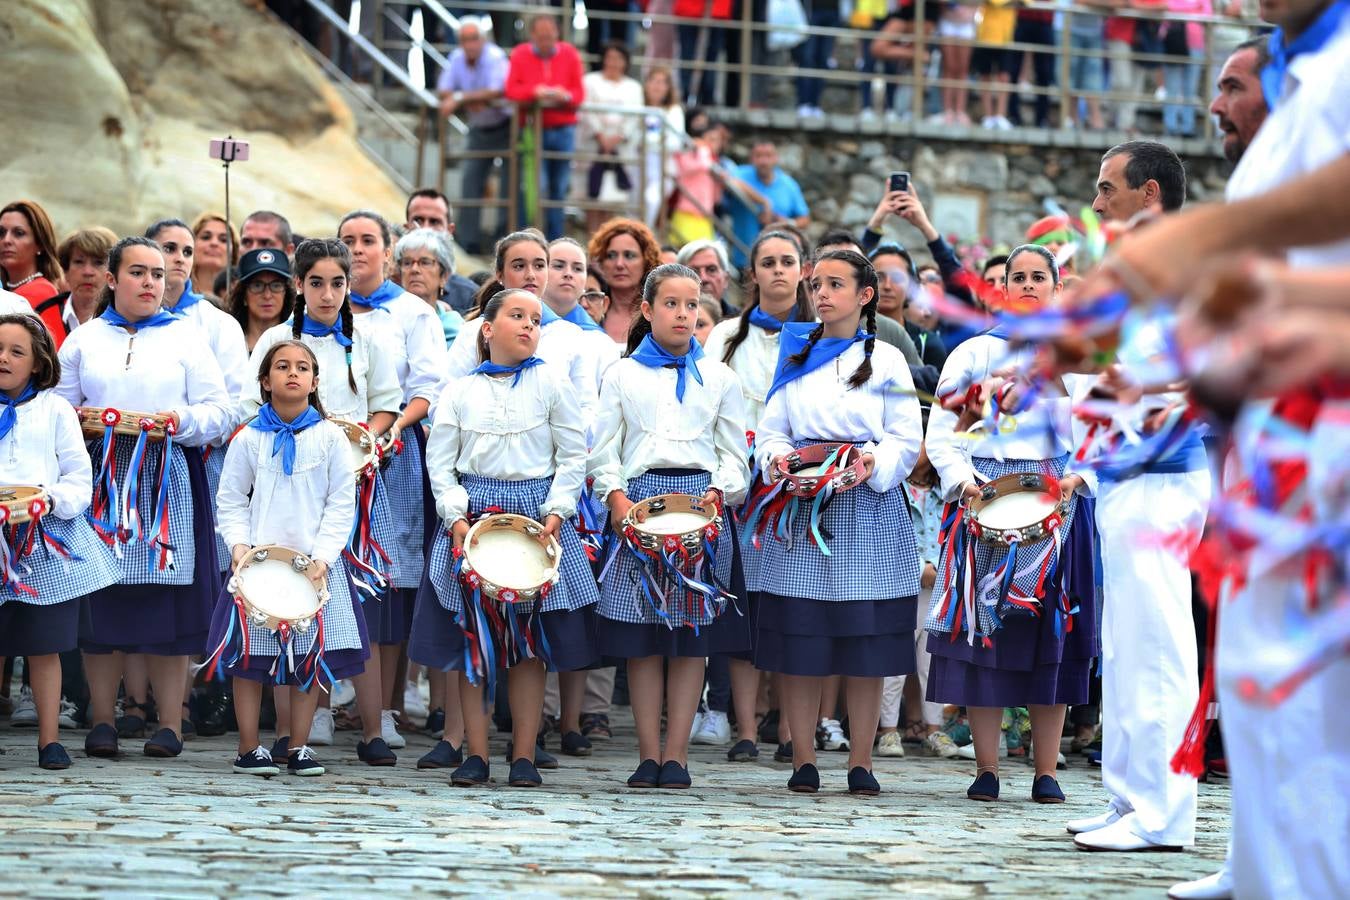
[
  {"xmin": 288, "ymin": 745, "xmax": 325, "ymax": 777},
  {"xmin": 403, "ymin": 681, "xmax": 429, "ymax": 719},
  {"xmin": 876, "ymin": 732, "xmax": 906, "ymax": 758},
  {"xmin": 331, "ymin": 679, "xmax": 356, "ymax": 707},
  {"xmin": 688, "ymin": 709, "xmax": 705, "ymax": 741},
  {"xmin": 796, "ymin": 104, "xmax": 815, "ymax": 117},
  {"xmin": 923, "ymin": 731, "xmax": 959, "ymax": 758},
  {"xmin": 692, "ymin": 710, "xmax": 731, "ymax": 745},
  {"xmin": 309, "ymin": 708, "xmax": 335, "ymax": 746},
  {"xmin": 233, "ymin": 746, "xmax": 279, "ymax": 777},
  {"xmin": 816, "ymin": 718, "xmax": 849, "ymax": 752},
  {"xmin": 580, "ymin": 713, "xmax": 611, "ymax": 741},
  {"xmin": 39, "ymin": 742, "xmax": 72, "ymax": 770},
  {"xmin": 993, "ymin": 115, "xmax": 1014, "ymax": 131},
  {"xmin": 380, "ymin": 709, "xmax": 406, "ymax": 749},
  {"xmin": 981, "ymin": 115, "xmax": 999, "ymax": 129},
  {"xmin": 356, "ymin": 737, "xmax": 398, "ymax": 767},
  {"xmin": 508, "ymin": 758, "xmax": 542, "ymax": 787},
  {"xmin": 424, "ymin": 708, "xmax": 445, "ymax": 738},
  {"xmin": 451, "ymin": 755, "xmax": 490, "ymax": 786},
  {"xmin": 57, "ymin": 697, "xmax": 79, "ymax": 729},
  {"xmin": 957, "ymin": 739, "xmax": 1006, "ymax": 760},
  {"xmin": 10, "ymin": 686, "xmax": 37, "ymax": 727}
]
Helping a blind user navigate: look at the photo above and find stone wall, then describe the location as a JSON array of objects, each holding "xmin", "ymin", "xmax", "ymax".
[{"xmin": 728, "ymin": 131, "xmax": 1233, "ymax": 257}]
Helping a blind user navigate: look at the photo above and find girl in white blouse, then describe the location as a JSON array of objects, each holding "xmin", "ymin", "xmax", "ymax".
[
  {"xmin": 0, "ymin": 314, "xmax": 119, "ymax": 770},
  {"xmin": 339, "ymin": 211, "xmax": 449, "ymax": 749},
  {"xmin": 207, "ymin": 340, "xmax": 359, "ymax": 778},
  {"xmin": 590, "ymin": 263, "xmax": 750, "ymax": 790},
  {"xmin": 247, "ymin": 238, "xmax": 403, "ymax": 767},
  {"xmin": 56, "ymin": 237, "xmax": 232, "ymax": 761},
  {"xmin": 750, "ymin": 250, "xmax": 924, "ymax": 797},
  {"xmin": 703, "ymin": 230, "xmax": 816, "ymax": 761},
  {"xmin": 416, "ymin": 288, "xmax": 597, "ymax": 789}
]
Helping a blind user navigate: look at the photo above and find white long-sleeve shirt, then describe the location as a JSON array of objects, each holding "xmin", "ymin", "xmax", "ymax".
[
  {"xmin": 240, "ymin": 320, "xmax": 403, "ymax": 424},
  {"xmin": 426, "ymin": 364, "xmax": 588, "ymax": 524},
  {"xmin": 0, "ymin": 391, "xmax": 93, "ymax": 520},
  {"xmin": 925, "ymin": 334, "xmax": 1072, "ymax": 501},
  {"xmin": 215, "ymin": 420, "xmax": 357, "ymax": 566},
  {"xmin": 172, "ymin": 298, "xmax": 250, "ymax": 421},
  {"xmin": 589, "ymin": 355, "xmax": 750, "ymax": 506},
  {"xmin": 703, "ymin": 316, "xmax": 783, "ymax": 430},
  {"xmin": 55, "ymin": 317, "xmax": 232, "ymax": 447},
  {"xmin": 354, "ymin": 290, "xmax": 448, "ymax": 407},
  {"xmin": 754, "ymin": 340, "xmax": 922, "ymax": 494}
]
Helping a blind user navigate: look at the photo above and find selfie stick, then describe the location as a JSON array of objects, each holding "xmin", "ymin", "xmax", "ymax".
[{"xmin": 218, "ymin": 135, "xmax": 243, "ymax": 300}]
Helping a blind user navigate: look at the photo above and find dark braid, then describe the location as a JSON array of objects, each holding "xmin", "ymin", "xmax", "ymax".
[
  {"xmin": 290, "ymin": 295, "xmax": 306, "ymax": 340},
  {"xmin": 786, "ymin": 323, "xmax": 825, "ymax": 367},
  {"xmin": 340, "ymin": 303, "xmax": 358, "ymax": 392},
  {"xmin": 792, "ymin": 249, "xmax": 879, "ymax": 390},
  {"xmin": 848, "ymin": 301, "xmax": 877, "ymax": 390}
]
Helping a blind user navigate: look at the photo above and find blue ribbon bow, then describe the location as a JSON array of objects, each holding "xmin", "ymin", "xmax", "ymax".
[
  {"xmin": 470, "ymin": 356, "xmax": 544, "ymax": 387},
  {"xmin": 300, "ymin": 314, "xmax": 353, "ymax": 349},
  {"xmin": 349, "ymin": 279, "xmax": 402, "ymax": 310},
  {"xmin": 630, "ymin": 335, "xmax": 705, "ymax": 402},
  {"xmin": 0, "ymin": 381, "xmax": 37, "ymax": 443},
  {"xmin": 249, "ymin": 403, "xmax": 323, "ymax": 475}
]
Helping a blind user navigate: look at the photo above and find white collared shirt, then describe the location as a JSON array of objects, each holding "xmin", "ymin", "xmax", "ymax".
[
  {"xmin": 426, "ymin": 363, "xmax": 588, "ymax": 524},
  {"xmin": 703, "ymin": 315, "xmax": 783, "ymax": 428},
  {"xmin": 171, "ymin": 298, "xmax": 250, "ymax": 411},
  {"xmin": 353, "ymin": 289, "xmax": 449, "ymax": 407},
  {"xmin": 242, "ymin": 320, "xmax": 403, "ymax": 424},
  {"xmin": 0, "ymin": 391, "xmax": 93, "ymax": 520}
]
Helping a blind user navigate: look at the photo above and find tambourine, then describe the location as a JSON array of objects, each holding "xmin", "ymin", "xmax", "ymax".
[
  {"xmin": 229, "ymin": 544, "xmax": 329, "ymax": 633},
  {"xmin": 0, "ymin": 485, "xmax": 49, "ymax": 525},
  {"xmin": 966, "ymin": 472, "xmax": 1066, "ymax": 546},
  {"xmin": 329, "ymin": 417, "xmax": 379, "ymax": 479},
  {"xmin": 78, "ymin": 407, "xmax": 175, "ymax": 442},
  {"xmin": 774, "ymin": 443, "xmax": 867, "ymax": 497},
  {"xmin": 461, "ymin": 513, "xmax": 561, "ymax": 604},
  {"xmin": 624, "ymin": 493, "xmax": 722, "ymax": 557}
]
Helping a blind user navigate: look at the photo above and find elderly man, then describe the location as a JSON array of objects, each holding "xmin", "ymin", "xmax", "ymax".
[
  {"xmin": 1091, "ymin": 140, "xmax": 1188, "ymax": 223},
  {"xmin": 239, "ymin": 210, "xmax": 295, "ymax": 256},
  {"xmin": 1208, "ymin": 37, "xmax": 1271, "ymax": 165},
  {"xmin": 404, "ymin": 188, "xmax": 479, "ymax": 314},
  {"xmin": 437, "ymin": 17, "xmax": 509, "ymax": 256},
  {"xmin": 676, "ymin": 239, "xmax": 738, "ymax": 317}
]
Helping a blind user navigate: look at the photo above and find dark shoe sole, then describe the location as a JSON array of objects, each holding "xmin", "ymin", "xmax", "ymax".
[
  {"xmin": 968, "ymin": 793, "xmax": 999, "ymax": 802},
  {"xmin": 626, "ymin": 780, "xmax": 658, "ymax": 789},
  {"xmin": 451, "ymin": 776, "xmax": 489, "ymax": 786},
  {"xmin": 85, "ymin": 745, "xmax": 119, "ymax": 759},
  {"xmin": 657, "ymin": 782, "xmax": 690, "ymax": 790},
  {"xmin": 507, "ymin": 779, "xmax": 542, "ymax": 788},
  {"xmin": 788, "ymin": 784, "xmax": 818, "ymax": 794},
  {"xmin": 1034, "ymin": 796, "xmax": 1066, "ymax": 804},
  {"xmin": 849, "ymin": 787, "xmax": 880, "ymax": 797},
  {"xmin": 39, "ymin": 760, "xmax": 71, "ymax": 771},
  {"xmin": 143, "ymin": 745, "xmax": 181, "ymax": 759},
  {"xmin": 361, "ymin": 757, "xmax": 397, "ymax": 767},
  {"xmin": 1075, "ymin": 841, "xmax": 1184, "ymax": 853}
]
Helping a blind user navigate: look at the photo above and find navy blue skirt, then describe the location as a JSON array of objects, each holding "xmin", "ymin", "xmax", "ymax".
[
  {"xmin": 598, "ymin": 601, "xmax": 752, "ymax": 660},
  {"xmin": 0, "ymin": 598, "xmax": 81, "ymax": 656},
  {"xmin": 754, "ymin": 593, "xmax": 918, "ymax": 677},
  {"xmin": 363, "ymin": 584, "xmax": 416, "ymax": 645},
  {"xmin": 80, "ymin": 447, "xmax": 218, "ymax": 656}
]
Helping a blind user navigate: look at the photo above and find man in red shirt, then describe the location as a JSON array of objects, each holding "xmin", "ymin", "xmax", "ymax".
[{"xmin": 504, "ymin": 15, "xmax": 585, "ymax": 240}]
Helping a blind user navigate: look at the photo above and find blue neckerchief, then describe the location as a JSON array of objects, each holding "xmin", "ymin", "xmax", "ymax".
[
  {"xmin": 541, "ymin": 304, "xmax": 560, "ymax": 326},
  {"xmin": 766, "ymin": 323, "xmax": 869, "ymax": 401},
  {"xmin": 748, "ymin": 305, "xmax": 794, "ymax": 333},
  {"xmin": 471, "ymin": 356, "xmax": 544, "ymax": 387},
  {"xmin": 169, "ymin": 278, "xmax": 204, "ymax": 313},
  {"xmin": 629, "ymin": 335, "xmax": 705, "ymax": 402},
  {"xmin": 249, "ymin": 403, "xmax": 323, "ymax": 476},
  {"xmin": 0, "ymin": 381, "xmax": 37, "ymax": 443},
  {"xmin": 349, "ymin": 279, "xmax": 402, "ymax": 310},
  {"xmin": 986, "ymin": 324, "xmax": 1014, "ymax": 340},
  {"xmin": 300, "ymin": 313, "xmax": 353, "ymax": 349},
  {"xmin": 559, "ymin": 303, "xmax": 601, "ymax": 332},
  {"xmin": 1263, "ymin": 0, "xmax": 1348, "ymax": 108},
  {"xmin": 100, "ymin": 305, "xmax": 182, "ymax": 330}
]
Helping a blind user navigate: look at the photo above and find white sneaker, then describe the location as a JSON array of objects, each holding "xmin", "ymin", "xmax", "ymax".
[
  {"xmin": 1067, "ymin": 807, "xmax": 1123, "ymax": 835},
  {"xmin": 876, "ymin": 731, "xmax": 906, "ymax": 757},
  {"xmin": 403, "ymin": 681, "xmax": 428, "ymax": 719},
  {"xmin": 957, "ymin": 739, "xmax": 1007, "ymax": 760},
  {"xmin": 331, "ymin": 679, "xmax": 356, "ymax": 708},
  {"xmin": 923, "ymin": 730, "xmax": 959, "ymax": 758},
  {"xmin": 58, "ymin": 697, "xmax": 79, "ymax": 729},
  {"xmin": 860, "ymin": 108, "xmax": 878, "ymax": 121},
  {"xmin": 993, "ymin": 115, "xmax": 1014, "ymax": 130},
  {"xmin": 689, "ymin": 710, "xmax": 705, "ymax": 741},
  {"xmin": 1075, "ymin": 817, "xmax": 1184, "ymax": 852},
  {"xmin": 816, "ymin": 717, "xmax": 850, "ymax": 751},
  {"xmin": 309, "ymin": 707, "xmax": 335, "ymax": 746},
  {"xmin": 380, "ymin": 709, "xmax": 406, "ymax": 749},
  {"xmin": 1167, "ymin": 868, "xmax": 1233, "ymax": 900},
  {"xmin": 10, "ymin": 686, "xmax": 37, "ymax": 727},
  {"xmin": 692, "ymin": 710, "xmax": 731, "ymax": 745},
  {"xmin": 1154, "ymin": 86, "xmax": 1169, "ymax": 102},
  {"xmin": 796, "ymin": 104, "xmax": 815, "ymax": 117}
]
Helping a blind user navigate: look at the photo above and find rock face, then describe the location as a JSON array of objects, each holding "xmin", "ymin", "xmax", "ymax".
[{"xmin": 0, "ymin": 0, "xmax": 406, "ymax": 238}]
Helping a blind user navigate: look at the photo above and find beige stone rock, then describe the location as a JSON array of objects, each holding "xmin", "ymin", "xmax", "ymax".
[{"xmin": 0, "ymin": 0, "xmax": 406, "ymax": 238}]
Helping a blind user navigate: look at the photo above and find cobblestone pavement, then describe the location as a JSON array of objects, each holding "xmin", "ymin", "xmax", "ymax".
[{"xmin": 0, "ymin": 713, "xmax": 1230, "ymax": 898}]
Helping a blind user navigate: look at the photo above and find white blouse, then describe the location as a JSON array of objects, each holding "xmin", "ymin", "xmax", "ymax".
[
  {"xmin": 580, "ymin": 72, "xmax": 644, "ymax": 148},
  {"xmin": 215, "ymin": 420, "xmax": 357, "ymax": 566},
  {"xmin": 354, "ymin": 289, "xmax": 448, "ymax": 407},
  {"xmin": 755, "ymin": 340, "xmax": 922, "ymax": 494},
  {"xmin": 925, "ymin": 334, "xmax": 1073, "ymax": 501},
  {"xmin": 174, "ymin": 299, "xmax": 250, "ymax": 414},
  {"xmin": 589, "ymin": 355, "xmax": 750, "ymax": 506},
  {"xmin": 54, "ymin": 317, "xmax": 232, "ymax": 447},
  {"xmin": 703, "ymin": 316, "xmax": 783, "ymax": 429},
  {"xmin": 0, "ymin": 391, "xmax": 93, "ymax": 520},
  {"xmin": 426, "ymin": 364, "xmax": 588, "ymax": 525},
  {"xmin": 442, "ymin": 316, "xmax": 599, "ymax": 429},
  {"xmin": 241, "ymin": 320, "xmax": 403, "ymax": 424}
]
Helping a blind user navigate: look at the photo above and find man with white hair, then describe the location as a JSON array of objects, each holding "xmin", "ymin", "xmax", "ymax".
[
  {"xmin": 676, "ymin": 239, "xmax": 738, "ymax": 317},
  {"xmin": 437, "ymin": 16, "xmax": 509, "ymax": 256}
]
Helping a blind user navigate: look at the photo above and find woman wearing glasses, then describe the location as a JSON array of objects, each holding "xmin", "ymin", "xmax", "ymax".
[
  {"xmin": 228, "ymin": 249, "xmax": 296, "ymax": 354},
  {"xmin": 394, "ymin": 228, "xmax": 464, "ymax": 348}
]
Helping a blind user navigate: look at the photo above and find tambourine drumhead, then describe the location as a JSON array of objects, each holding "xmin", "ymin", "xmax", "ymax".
[
  {"xmin": 237, "ymin": 559, "xmax": 324, "ymax": 621},
  {"xmin": 0, "ymin": 485, "xmax": 48, "ymax": 524},
  {"xmin": 463, "ymin": 514, "xmax": 560, "ymax": 600},
  {"xmin": 329, "ymin": 417, "xmax": 377, "ymax": 475},
  {"xmin": 975, "ymin": 490, "xmax": 1058, "ymax": 531},
  {"xmin": 633, "ymin": 510, "xmax": 714, "ymax": 536},
  {"xmin": 967, "ymin": 473, "xmax": 1065, "ymax": 545},
  {"xmin": 625, "ymin": 494, "xmax": 720, "ymax": 555}
]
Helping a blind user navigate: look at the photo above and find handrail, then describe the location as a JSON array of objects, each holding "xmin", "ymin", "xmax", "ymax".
[{"xmin": 299, "ymin": 0, "xmax": 439, "ymax": 108}]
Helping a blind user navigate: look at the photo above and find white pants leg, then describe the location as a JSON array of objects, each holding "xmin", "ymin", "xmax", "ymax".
[
  {"xmin": 910, "ymin": 587, "xmax": 945, "ymax": 726},
  {"xmin": 542, "ymin": 672, "xmax": 561, "ymax": 719},
  {"xmin": 1096, "ymin": 469, "xmax": 1209, "ymax": 845},
  {"xmin": 583, "ymin": 667, "xmax": 616, "ymax": 716}
]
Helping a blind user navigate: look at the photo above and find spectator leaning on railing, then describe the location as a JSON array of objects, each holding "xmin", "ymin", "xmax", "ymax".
[{"xmin": 725, "ymin": 140, "xmax": 810, "ymax": 268}]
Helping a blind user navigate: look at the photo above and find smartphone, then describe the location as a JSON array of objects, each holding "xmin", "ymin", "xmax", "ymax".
[
  {"xmin": 888, "ymin": 171, "xmax": 910, "ymax": 194},
  {"xmin": 208, "ymin": 139, "xmax": 250, "ymax": 162}
]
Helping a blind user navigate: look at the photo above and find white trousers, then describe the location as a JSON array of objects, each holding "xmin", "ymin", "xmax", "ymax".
[
  {"xmin": 881, "ymin": 587, "xmax": 944, "ymax": 728},
  {"xmin": 1097, "ymin": 469, "xmax": 1210, "ymax": 845},
  {"xmin": 542, "ymin": 667, "xmax": 616, "ymax": 719}
]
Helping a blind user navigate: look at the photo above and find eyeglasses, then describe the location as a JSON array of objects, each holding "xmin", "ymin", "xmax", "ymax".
[
  {"xmin": 247, "ymin": 280, "xmax": 287, "ymax": 295},
  {"xmin": 579, "ymin": 291, "xmax": 608, "ymax": 305},
  {"xmin": 399, "ymin": 257, "xmax": 440, "ymax": 270}
]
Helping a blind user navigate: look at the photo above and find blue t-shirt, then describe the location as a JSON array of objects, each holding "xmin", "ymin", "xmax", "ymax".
[{"xmin": 727, "ymin": 165, "xmax": 809, "ymax": 268}]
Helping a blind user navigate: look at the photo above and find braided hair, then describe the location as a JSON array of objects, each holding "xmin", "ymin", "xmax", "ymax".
[
  {"xmin": 790, "ymin": 249, "xmax": 878, "ymax": 391},
  {"xmin": 623, "ymin": 263, "xmax": 700, "ymax": 356},
  {"xmin": 720, "ymin": 230, "xmax": 813, "ymax": 366},
  {"xmin": 292, "ymin": 238, "xmax": 359, "ymax": 393}
]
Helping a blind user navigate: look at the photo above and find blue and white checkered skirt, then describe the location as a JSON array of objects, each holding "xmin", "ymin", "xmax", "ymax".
[
  {"xmin": 751, "ymin": 441, "xmax": 922, "ymax": 603},
  {"xmin": 84, "ymin": 434, "xmax": 198, "ymax": 586},
  {"xmin": 0, "ymin": 513, "xmax": 120, "ymax": 607},
  {"xmin": 596, "ymin": 470, "xmax": 737, "ymax": 628},
  {"xmin": 203, "ymin": 443, "xmax": 230, "ymax": 573},
  {"xmin": 381, "ymin": 423, "xmax": 433, "ymax": 588},
  {"xmin": 926, "ymin": 454, "xmax": 1078, "ymax": 638}
]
